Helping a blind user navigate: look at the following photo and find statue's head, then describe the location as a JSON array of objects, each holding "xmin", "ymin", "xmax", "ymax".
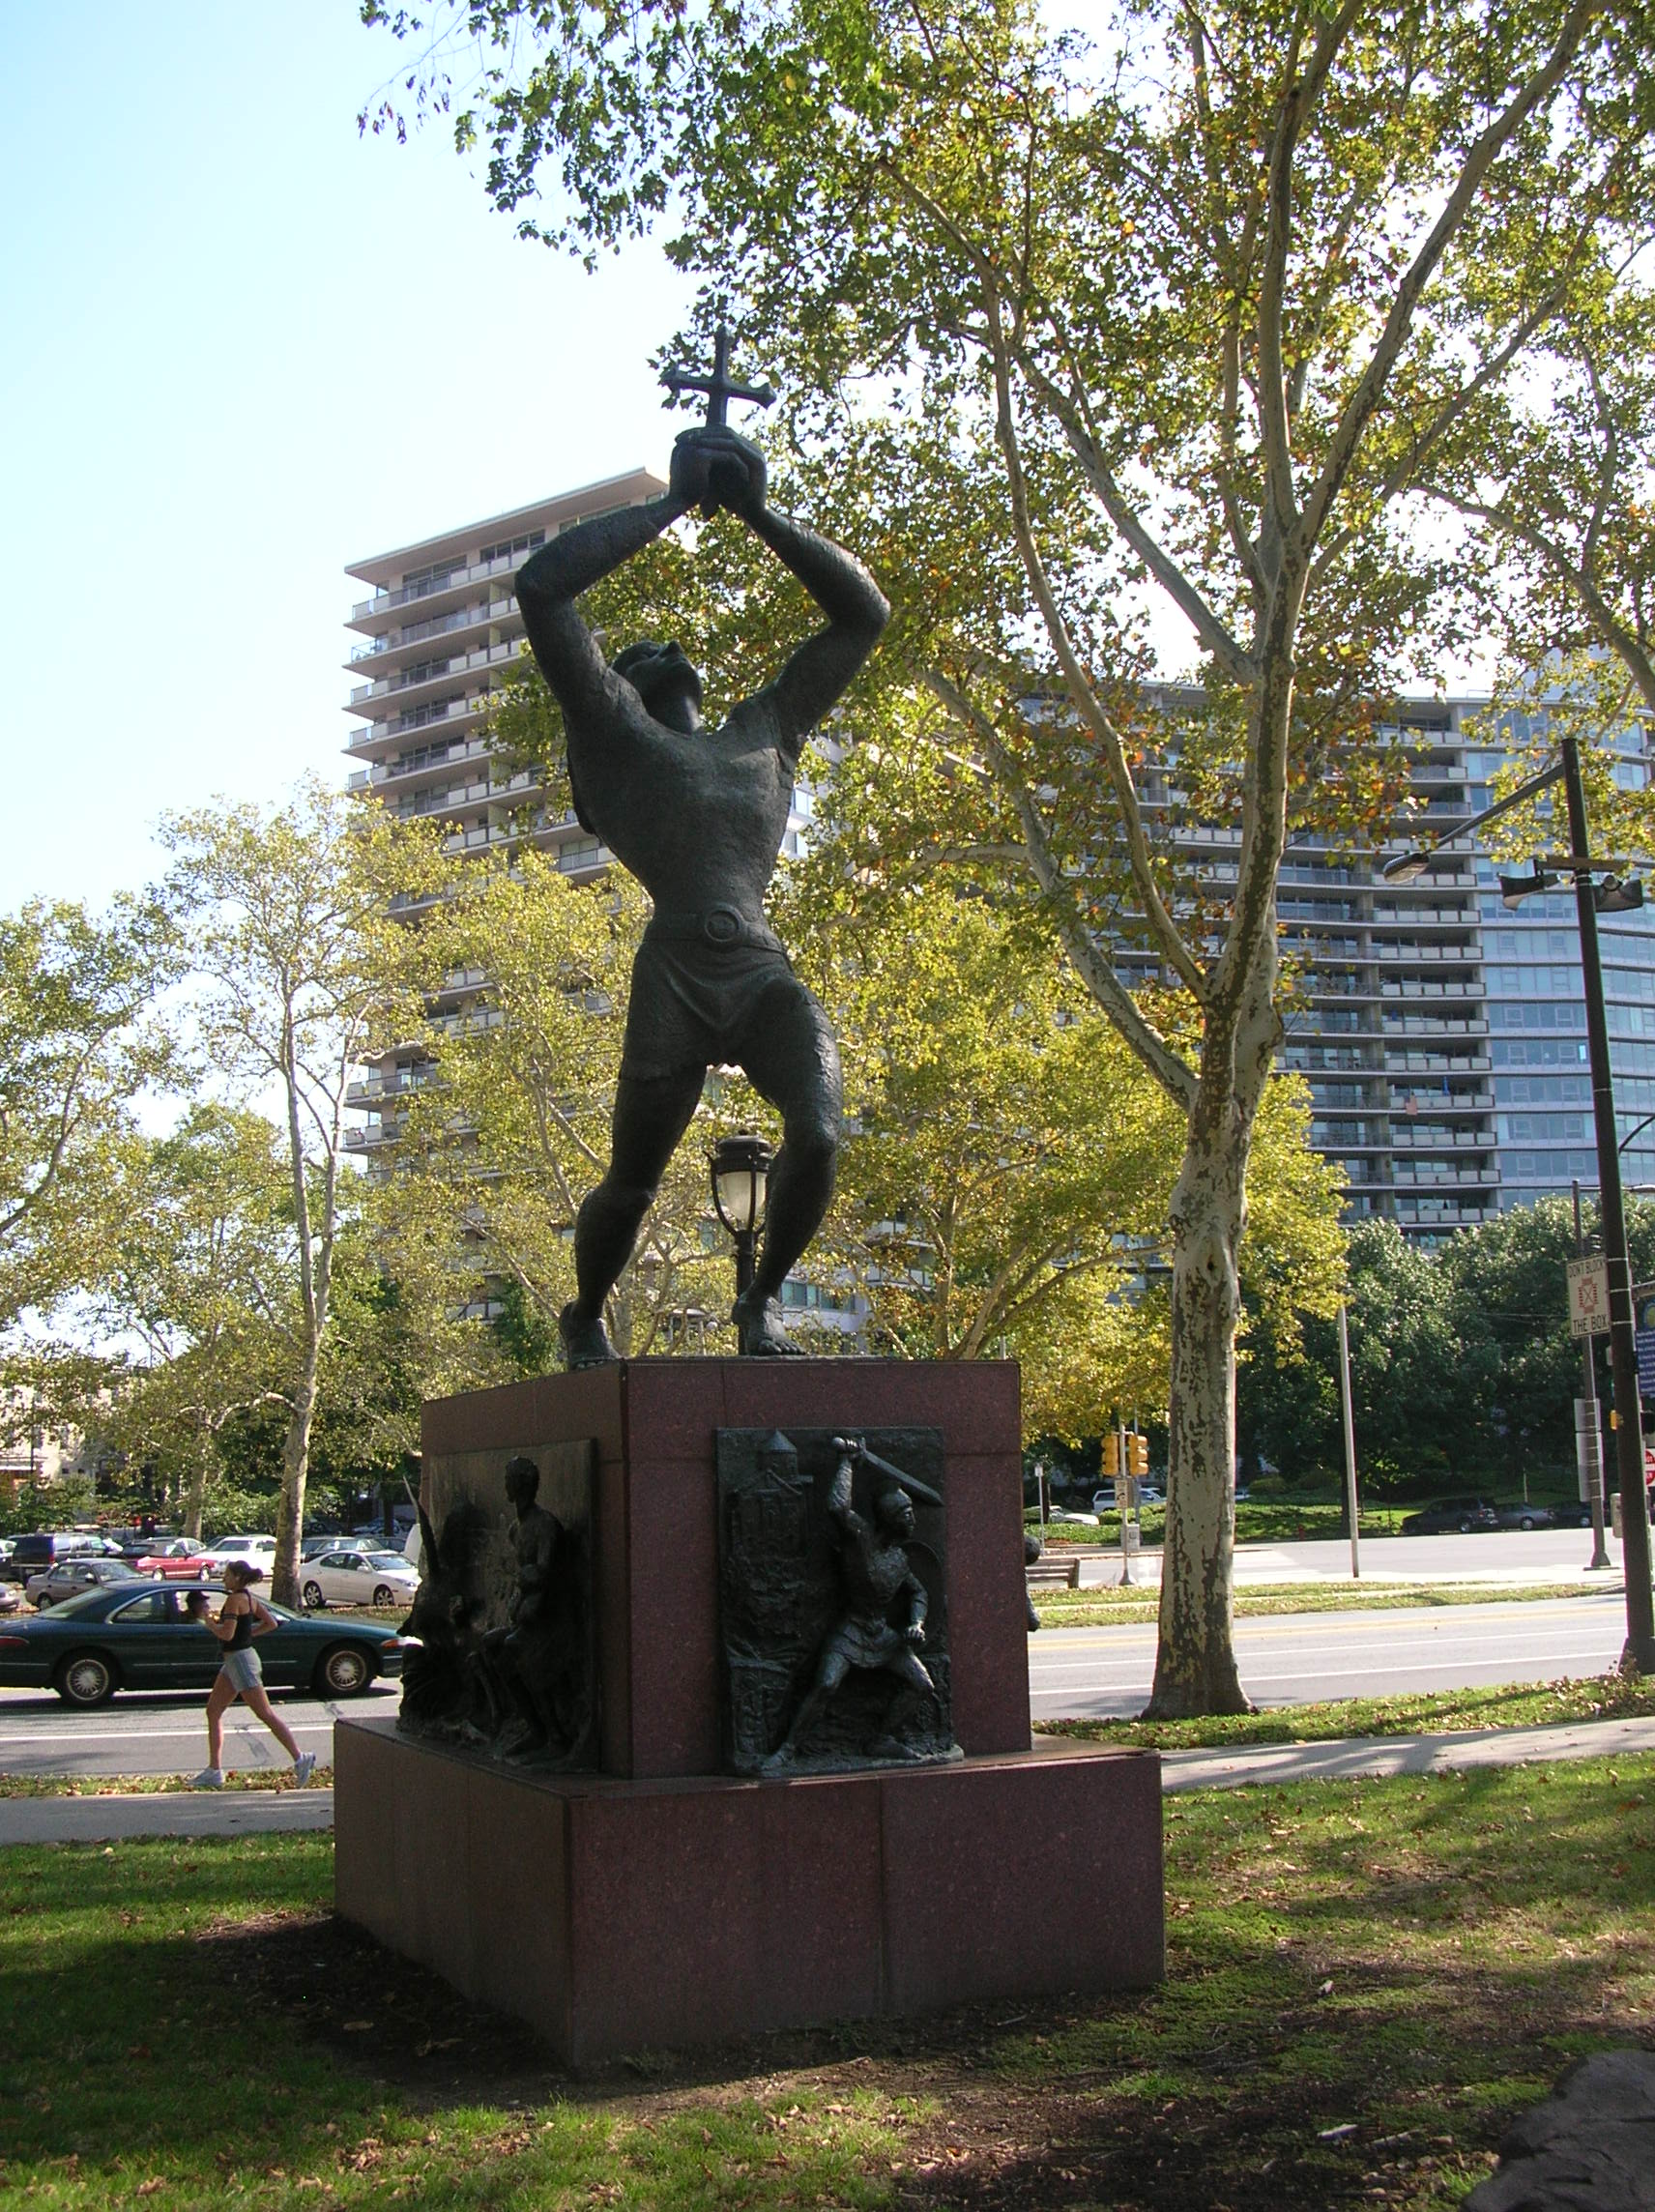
[
  {"xmin": 614, "ymin": 637, "xmax": 704, "ymax": 730},
  {"xmin": 875, "ymin": 1482, "xmax": 915, "ymax": 1537},
  {"xmin": 504, "ymin": 1454, "xmax": 540, "ymax": 1515}
]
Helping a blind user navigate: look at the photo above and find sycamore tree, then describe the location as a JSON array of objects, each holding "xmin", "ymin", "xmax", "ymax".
[
  {"xmin": 367, "ymin": 0, "xmax": 1650, "ymax": 1709},
  {"xmin": 0, "ymin": 897, "xmax": 170, "ymax": 1332},
  {"xmin": 157, "ymin": 781, "xmax": 446, "ymax": 1606}
]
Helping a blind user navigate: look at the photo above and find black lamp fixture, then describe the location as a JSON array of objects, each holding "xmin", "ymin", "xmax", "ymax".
[{"xmin": 710, "ymin": 1131, "xmax": 773, "ymax": 1300}]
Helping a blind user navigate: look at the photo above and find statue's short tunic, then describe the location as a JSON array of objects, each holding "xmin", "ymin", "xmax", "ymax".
[{"xmin": 621, "ymin": 911, "xmax": 802, "ymax": 1082}]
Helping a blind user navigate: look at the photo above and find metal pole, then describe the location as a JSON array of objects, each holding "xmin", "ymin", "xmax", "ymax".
[
  {"xmin": 1337, "ymin": 1301, "xmax": 1361, "ymax": 1579},
  {"xmin": 1118, "ymin": 1416, "xmax": 1133, "ymax": 1587},
  {"xmin": 1562, "ymin": 736, "xmax": 1655, "ymax": 1669},
  {"xmin": 1574, "ymin": 1177, "xmax": 1612, "ymax": 1571},
  {"xmin": 734, "ymin": 1226, "xmax": 757, "ymax": 1300}
]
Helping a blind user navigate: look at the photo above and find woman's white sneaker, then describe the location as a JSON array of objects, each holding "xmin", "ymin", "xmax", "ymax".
[
  {"xmin": 293, "ymin": 1753, "xmax": 317, "ymax": 1788},
  {"xmin": 189, "ymin": 1767, "xmax": 224, "ymax": 1790}
]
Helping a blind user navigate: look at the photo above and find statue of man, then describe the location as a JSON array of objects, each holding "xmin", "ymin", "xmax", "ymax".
[{"xmin": 515, "ymin": 423, "xmax": 889, "ymax": 1363}]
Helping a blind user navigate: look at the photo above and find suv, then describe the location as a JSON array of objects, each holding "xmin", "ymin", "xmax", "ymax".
[
  {"xmin": 5, "ymin": 1531, "xmax": 111, "ymax": 1585},
  {"xmin": 1400, "ymin": 1497, "xmax": 1500, "ymax": 1534}
]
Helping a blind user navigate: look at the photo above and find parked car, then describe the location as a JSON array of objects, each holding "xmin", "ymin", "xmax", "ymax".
[
  {"xmin": 199, "ymin": 1534, "xmax": 277, "ymax": 1574},
  {"xmin": 1090, "ymin": 1485, "xmax": 1117, "ymax": 1512},
  {"xmin": 0, "ymin": 1579, "xmax": 408, "ymax": 1705},
  {"xmin": 133, "ymin": 1539, "xmax": 217, "ymax": 1579},
  {"xmin": 301, "ymin": 1533, "xmax": 349, "ymax": 1560},
  {"xmin": 6, "ymin": 1531, "xmax": 119, "ymax": 1585},
  {"xmin": 300, "ymin": 1547, "xmax": 421, "ymax": 1611},
  {"xmin": 24, "ymin": 1557, "xmax": 146, "ymax": 1609},
  {"xmin": 1400, "ymin": 1497, "xmax": 1500, "ymax": 1534},
  {"xmin": 1495, "ymin": 1502, "xmax": 1556, "ymax": 1531}
]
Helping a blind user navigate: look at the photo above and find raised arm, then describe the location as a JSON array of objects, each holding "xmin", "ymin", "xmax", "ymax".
[
  {"xmin": 514, "ymin": 491, "xmax": 688, "ymax": 725},
  {"xmin": 683, "ymin": 427, "xmax": 889, "ymax": 754}
]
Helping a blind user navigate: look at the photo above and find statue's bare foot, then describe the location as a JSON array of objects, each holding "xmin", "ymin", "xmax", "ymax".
[
  {"xmin": 732, "ymin": 1289, "xmax": 803, "ymax": 1357},
  {"xmin": 560, "ymin": 1302, "xmax": 618, "ymax": 1370}
]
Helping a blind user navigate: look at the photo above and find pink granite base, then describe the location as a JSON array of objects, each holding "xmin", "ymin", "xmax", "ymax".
[{"xmin": 334, "ymin": 1717, "xmax": 1163, "ymax": 2066}]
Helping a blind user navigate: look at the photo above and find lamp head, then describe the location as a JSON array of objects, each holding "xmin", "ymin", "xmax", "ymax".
[
  {"xmin": 1380, "ymin": 851, "xmax": 1431, "ymax": 884},
  {"xmin": 1499, "ymin": 863, "xmax": 1560, "ymax": 910},
  {"xmin": 1595, "ymin": 874, "xmax": 1644, "ymax": 916},
  {"xmin": 710, "ymin": 1131, "xmax": 774, "ymax": 1237}
]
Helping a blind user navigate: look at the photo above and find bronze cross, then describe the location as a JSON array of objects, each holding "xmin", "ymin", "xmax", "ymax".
[{"xmin": 660, "ymin": 321, "xmax": 776, "ymax": 428}]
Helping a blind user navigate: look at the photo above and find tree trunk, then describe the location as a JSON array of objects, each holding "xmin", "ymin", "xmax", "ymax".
[
  {"xmin": 1146, "ymin": 932, "xmax": 1280, "ymax": 1717},
  {"xmin": 183, "ymin": 1417, "xmax": 212, "ymax": 1543},
  {"xmin": 1148, "ymin": 1107, "xmax": 1251, "ymax": 1715},
  {"xmin": 272, "ymin": 1326, "xmax": 322, "ymax": 1610}
]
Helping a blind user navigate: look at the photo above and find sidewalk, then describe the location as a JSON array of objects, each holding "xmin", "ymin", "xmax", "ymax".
[
  {"xmin": 0, "ymin": 1788, "xmax": 334, "ymax": 1845},
  {"xmin": 6, "ymin": 1714, "xmax": 1655, "ymax": 1842},
  {"xmin": 1071, "ymin": 1548, "xmax": 1626, "ymax": 1589}
]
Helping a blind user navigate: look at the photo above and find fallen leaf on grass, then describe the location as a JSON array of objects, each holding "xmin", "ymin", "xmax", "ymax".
[
  {"xmin": 341, "ymin": 2019, "xmax": 374, "ymax": 2032},
  {"xmin": 1318, "ymin": 2123, "xmax": 1358, "ymax": 2141},
  {"xmin": 136, "ymin": 2182, "xmax": 164, "ymax": 2197}
]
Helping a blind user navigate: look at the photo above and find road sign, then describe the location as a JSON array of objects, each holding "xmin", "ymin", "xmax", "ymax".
[
  {"xmin": 1635, "ymin": 1283, "xmax": 1655, "ymax": 1395},
  {"xmin": 1567, "ymin": 1256, "xmax": 1611, "ymax": 1336}
]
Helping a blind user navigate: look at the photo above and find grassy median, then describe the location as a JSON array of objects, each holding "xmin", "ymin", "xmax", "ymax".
[
  {"xmin": 3, "ymin": 1753, "xmax": 1653, "ymax": 2207},
  {"xmin": 1031, "ymin": 1579, "xmax": 1616, "ymax": 1627}
]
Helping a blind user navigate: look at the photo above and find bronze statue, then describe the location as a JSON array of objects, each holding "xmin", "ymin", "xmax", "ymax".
[
  {"xmin": 763, "ymin": 1436, "xmax": 946, "ymax": 1769},
  {"xmin": 515, "ymin": 374, "xmax": 889, "ymax": 1364}
]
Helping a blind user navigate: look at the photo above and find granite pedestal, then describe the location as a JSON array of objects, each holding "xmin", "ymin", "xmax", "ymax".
[{"xmin": 334, "ymin": 1360, "xmax": 1163, "ymax": 2064}]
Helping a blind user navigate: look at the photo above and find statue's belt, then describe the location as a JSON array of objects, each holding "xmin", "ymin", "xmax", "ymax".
[{"xmin": 647, "ymin": 905, "xmax": 785, "ymax": 954}]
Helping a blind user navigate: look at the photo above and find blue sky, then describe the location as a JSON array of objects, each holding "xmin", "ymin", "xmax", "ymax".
[{"xmin": 0, "ymin": 4, "xmax": 688, "ymax": 911}]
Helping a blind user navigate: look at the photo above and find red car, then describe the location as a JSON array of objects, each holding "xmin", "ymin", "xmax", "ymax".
[{"xmin": 133, "ymin": 1539, "xmax": 216, "ymax": 1580}]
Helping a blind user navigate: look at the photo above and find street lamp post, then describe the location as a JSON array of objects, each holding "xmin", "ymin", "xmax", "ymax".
[
  {"xmin": 1572, "ymin": 1176, "xmax": 1613, "ymax": 1572},
  {"xmin": 710, "ymin": 1132, "xmax": 773, "ymax": 1308},
  {"xmin": 1558, "ymin": 738, "xmax": 1655, "ymax": 1666},
  {"xmin": 1383, "ymin": 732, "xmax": 1655, "ymax": 1673}
]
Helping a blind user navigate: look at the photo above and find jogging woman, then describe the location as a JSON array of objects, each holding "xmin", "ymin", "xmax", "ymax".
[{"xmin": 187, "ymin": 1563, "xmax": 316, "ymax": 1789}]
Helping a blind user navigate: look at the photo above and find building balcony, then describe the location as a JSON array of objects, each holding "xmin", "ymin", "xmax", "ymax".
[
  {"xmin": 1382, "ymin": 1014, "xmax": 1490, "ymax": 1037},
  {"xmin": 1379, "ymin": 978, "xmax": 1482, "ymax": 1002},
  {"xmin": 1390, "ymin": 1125, "xmax": 1495, "ymax": 1150},
  {"xmin": 1384, "ymin": 1050, "xmax": 1492, "ymax": 1074},
  {"xmin": 347, "ymin": 637, "xmax": 526, "ymax": 713},
  {"xmin": 346, "ymin": 595, "xmax": 516, "ymax": 667},
  {"xmin": 1374, "ymin": 941, "xmax": 1479, "ymax": 962},
  {"xmin": 1392, "ymin": 1164, "xmax": 1497, "ymax": 1187},
  {"xmin": 348, "ymin": 549, "xmax": 524, "ymax": 631}
]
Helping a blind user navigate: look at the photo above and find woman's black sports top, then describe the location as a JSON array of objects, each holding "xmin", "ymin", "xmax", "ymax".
[{"xmin": 223, "ymin": 1600, "xmax": 256, "ymax": 1653}]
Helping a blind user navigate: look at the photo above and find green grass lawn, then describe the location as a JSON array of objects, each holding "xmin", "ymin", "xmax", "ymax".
[
  {"xmin": 3, "ymin": 1754, "xmax": 1653, "ymax": 2207},
  {"xmin": 1031, "ymin": 1579, "xmax": 1616, "ymax": 1628},
  {"xmin": 1037, "ymin": 1666, "xmax": 1655, "ymax": 1750}
]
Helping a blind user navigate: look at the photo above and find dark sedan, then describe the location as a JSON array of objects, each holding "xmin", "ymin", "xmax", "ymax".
[
  {"xmin": 1400, "ymin": 1497, "xmax": 1500, "ymax": 1534},
  {"xmin": 0, "ymin": 1581, "xmax": 407, "ymax": 1706}
]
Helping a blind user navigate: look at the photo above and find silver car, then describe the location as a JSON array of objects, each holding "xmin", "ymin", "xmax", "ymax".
[
  {"xmin": 299, "ymin": 1548, "xmax": 420, "ymax": 1611},
  {"xmin": 25, "ymin": 1557, "xmax": 146, "ymax": 1609}
]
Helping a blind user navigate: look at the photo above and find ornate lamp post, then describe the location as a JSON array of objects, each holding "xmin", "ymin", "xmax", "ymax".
[{"xmin": 710, "ymin": 1132, "xmax": 773, "ymax": 1305}]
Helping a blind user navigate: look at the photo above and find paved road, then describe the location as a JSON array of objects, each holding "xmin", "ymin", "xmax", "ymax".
[
  {"xmin": 0, "ymin": 1684, "xmax": 398, "ymax": 1780},
  {"xmin": 1030, "ymin": 1588, "xmax": 1630, "ymax": 1722},
  {"xmin": 0, "ymin": 1570, "xmax": 1638, "ymax": 1776},
  {"xmin": 1068, "ymin": 1525, "xmax": 1629, "ymax": 1587}
]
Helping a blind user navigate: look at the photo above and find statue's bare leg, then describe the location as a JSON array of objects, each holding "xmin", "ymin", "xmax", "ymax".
[
  {"xmin": 562, "ymin": 1066, "xmax": 706, "ymax": 1366},
  {"xmin": 732, "ymin": 978, "xmax": 843, "ymax": 1355}
]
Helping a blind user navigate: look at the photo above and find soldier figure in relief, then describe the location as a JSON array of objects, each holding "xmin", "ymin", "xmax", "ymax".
[
  {"xmin": 764, "ymin": 1435, "xmax": 944, "ymax": 1767},
  {"xmin": 514, "ymin": 422, "xmax": 889, "ymax": 1364}
]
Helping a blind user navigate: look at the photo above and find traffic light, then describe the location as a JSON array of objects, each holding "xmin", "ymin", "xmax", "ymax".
[
  {"xmin": 1102, "ymin": 1432, "xmax": 1120, "ymax": 1479},
  {"xmin": 1127, "ymin": 1433, "xmax": 1149, "ymax": 1479}
]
